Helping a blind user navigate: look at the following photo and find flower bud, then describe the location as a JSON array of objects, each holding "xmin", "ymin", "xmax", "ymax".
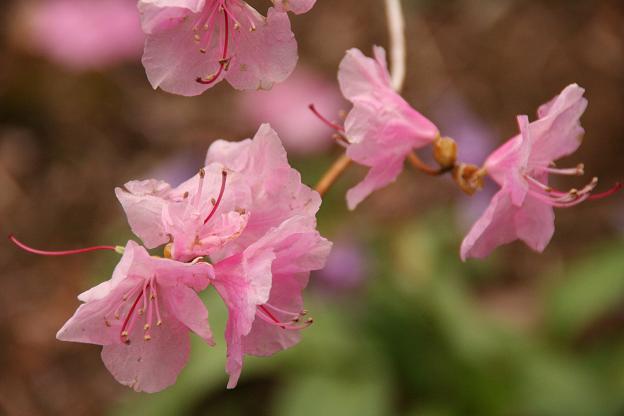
[
  {"xmin": 433, "ymin": 136, "xmax": 457, "ymax": 169},
  {"xmin": 453, "ymin": 163, "xmax": 486, "ymax": 195}
]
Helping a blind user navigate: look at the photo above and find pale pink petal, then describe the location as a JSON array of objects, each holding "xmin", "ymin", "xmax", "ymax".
[
  {"xmin": 345, "ymin": 156, "xmax": 404, "ymax": 210},
  {"xmin": 115, "ymin": 180, "xmax": 172, "ymax": 249},
  {"xmin": 57, "ymin": 277, "xmax": 141, "ymax": 346},
  {"xmin": 460, "ymin": 189, "xmax": 519, "ymax": 261},
  {"xmin": 271, "ymin": 0, "xmax": 316, "ymax": 14},
  {"xmin": 213, "ymin": 249, "xmax": 275, "ymax": 388},
  {"xmin": 138, "ymin": 0, "xmax": 205, "ymax": 34},
  {"xmin": 514, "ymin": 195, "xmax": 555, "ymax": 253},
  {"xmin": 78, "ymin": 240, "xmax": 140, "ymax": 303},
  {"xmin": 460, "ymin": 188, "xmax": 554, "ymax": 261},
  {"xmin": 142, "ymin": 10, "xmax": 224, "ymax": 96},
  {"xmin": 529, "ymin": 83, "xmax": 587, "ymax": 165},
  {"xmin": 161, "ymin": 285, "xmax": 215, "ymax": 346},
  {"xmin": 206, "ymin": 124, "xmax": 321, "ymax": 256},
  {"xmin": 225, "ymin": 7, "xmax": 297, "ymax": 91},
  {"xmin": 243, "ymin": 218, "xmax": 331, "ymax": 356},
  {"xmin": 338, "ymin": 47, "xmax": 391, "ymax": 101},
  {"xmin": 101, "ymin": 308, "xmax": 190, "ymax": 393}
]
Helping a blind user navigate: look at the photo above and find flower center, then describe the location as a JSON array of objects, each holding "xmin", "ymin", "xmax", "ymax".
[
  {"xmin": 194, "ymin": 0, "xmax": 256, "ymax": 85},
  {"xmin": 107, "ymin": 277, "xmax": 164, "ymax": 344}
]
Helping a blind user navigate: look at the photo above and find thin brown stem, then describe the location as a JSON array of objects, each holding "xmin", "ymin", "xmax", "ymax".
[
  {"xmin": 315, "ymin": 154, "xmax": 352, "ymax": 197},
  {"xmin": 406, "ymin": 152, "xmax": 452, "ymax": 176}
]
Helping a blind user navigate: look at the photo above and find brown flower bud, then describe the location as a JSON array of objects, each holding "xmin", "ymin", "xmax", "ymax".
[
  {"xmin": 453, "ymin": 163, "xmax": 486, "ymax": 195},
  {"xmin": 433, "ymin": 136, "xmax": 457, "ymax": 169}
]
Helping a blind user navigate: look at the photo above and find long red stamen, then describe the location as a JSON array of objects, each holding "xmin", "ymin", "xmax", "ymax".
[
  {"xmin": 120, "ymin": 286, "xmax": 146, "ymax": 344},
  {"xmin": 204, "ymin": 170, "xmax": 228, "ymax": 224},
  {"xmin": 308, "ymin": 104, "xmax": 345, "ymax": 132},
  {"xmin": 9, "ymin": 234, "xmax": 116, "ymax": 256},
  {"xmin": 589, "ymin": 182, "xmax": 623, "ymax": 201},
  {"xmin": 259, "ymin": 305, "xmax": 282, "ymax": 326},
  {"xmin": 196, "ymin": 7, "xmax": 230, "ymax": 85}
]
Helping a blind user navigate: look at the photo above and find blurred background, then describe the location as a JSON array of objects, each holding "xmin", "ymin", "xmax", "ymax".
[{"xmin": 1, "ymin": 0, "xmax": 624, "ymax": 414}]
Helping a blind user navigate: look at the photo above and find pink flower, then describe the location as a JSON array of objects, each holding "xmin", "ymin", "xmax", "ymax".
[
  {"xmin": 337, "ymin": 47, "xmax": 440, "ymax": 209},
  {"xmin": 238, "ymin": 67, "xmax": 345, "ymax": 155},
  {"xmin": 460, "ymin": 84, "xmax": 617, "ymax": 260},
  {"xmin": 117, "ymin": 124, "xmax": 332, "ymax": 388},
  {"xmin": 116, "ymin": 164, "xmax": 252, "ymax": 262},
  {"xmin": 26, "ymin": 0, "xmax": 144, "ymax": 71},
  {"xmin": 138, "ymin": 0, "xmax": 313, "ymax": 96},
  {"xmin": 56, "ymin": 241, "xmax": 215, "ymax": 392}
]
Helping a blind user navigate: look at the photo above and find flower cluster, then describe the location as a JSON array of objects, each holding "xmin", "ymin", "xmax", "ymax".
[
  {"xmin": 57, "ymin": 125, "xmax": 331, "ymax": 392},
  {"xmin": 312, "ymin": 47, "xmax": 619, "ymax": 259},
  {"xmin": 138, "ymin": 0, "xmax": 316, "ymax": 96}
]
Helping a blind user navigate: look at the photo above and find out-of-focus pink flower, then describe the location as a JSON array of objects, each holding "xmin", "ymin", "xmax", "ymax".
[
  {"xmin": 57, "ymin": 241, "xmax": 215, "ymax": 393},
  {"xmin": 138, "ymin": 0, "xmax": 313, "ymax": 96},
  {"xmin": 338, "ymin": 47, "xmax": 440, "ymax": 209},
  {"xmin": 460, "ymin": 84, "xmax": 616, "ymax": 260},
  {"xmin": 26, "ymin": 0, "xmax": 144, "ymax": 71},
  {"xmin": 116, "ymin": 124, "xmax": 332, "ymax": 388},
  {"xmin": 238, "ymin": 67, "xmax": 345, "ymax": 155}
]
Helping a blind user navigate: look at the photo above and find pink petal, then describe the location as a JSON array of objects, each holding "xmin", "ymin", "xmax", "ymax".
[
  {"xmin": 271, "ymin": 0, "xmax": 316, "ymax": 14},
  {"xmin": 225, "ymin": 8, "xmax": 297, "ymax": 91},
  {"xmin": 115, "ymin": 181, "xmax": 172, "ymax": 249},
  {"xmin": 214, "ymin": 249, "xmax": 276, "ymax": 388},
  {"xmin": 345, "ymin": 156, "xmax": 404, "ymax": 210},
  {"xmin": 161, "ymin": 285, "xmax": 215, "ymax": 346},
  {"xmin": 142, "ymin": 9, "xmax": 224, "ymax": 96},
  {"xmin": 338, "ymin": 47, "xmax": 392, "ymax": 102},
  {"xmin": 101, "ymin": 308, "xmax": 190, "ymax": 393},
  {"xmin": 529, "ymin": 83, "xmax": 587, "ymax": 165},
  {"xmin": 138, "ymin": 0, "xmax": 205, "ymax": 34},
  {"xmin": 57, "ymin": 277, "xmax": 141, "ymax": 346},
  {"xmin": 206, "ymin": 124, "xmax": 322, "ymax": 256},
  {"xmin": 460, "ymin": 188, "xmax": 555, "ymax": 260},
  {"xmin": 460, "ymin": 189, "xmax": 519, "ymax": 261},
  {"xmin": 78, "ymin": 240, "xmax": 140, "ymax": 303}
]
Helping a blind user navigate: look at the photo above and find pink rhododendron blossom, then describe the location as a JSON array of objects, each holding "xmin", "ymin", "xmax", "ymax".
[
  {"xmin": 57, "ymin": 241, "xmax": 215, "ymax": 392},
  {"xmin": 337, "ymin": 47, "xmax": 440, "ymax": 209},
  {"xmin": 116, "ymin": 124, "xmax": 332, "ymax": 388},
  {"xmin": 116, "ymin": 164, "xmax": 252, "ymax": 262},
  {"xmin": 138, "ymin": 0, "xmax": 313, "ymax": 96},
  {"xmin": 238, "ymin": 67, "xmax": 345, "ymax": 155},
  {"xmin": 271, "ymin": 0, "xmax": 316, "ymax": 14},
  {"xmin": 460, "ymin": 84, "xmax": 616, "ymax": 260},
  {"xmin": 26, "ymin": 0, "xmax": 144, "ymax": 71}
]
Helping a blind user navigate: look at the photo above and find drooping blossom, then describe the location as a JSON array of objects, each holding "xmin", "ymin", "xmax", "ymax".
[
  {"xmin": 116, "ymin": 124, "xmax": 332, "ymax": 388},
  {"xmin": 461, "ymin": 84, "xmax": 620, "ymax": 260},
  {"xmin": 25, "ymin": 0, "xmax": 144, "ymax": 71},
  {"xmin": 337, "ymin": 47, "xmax": 440, "ymax": 209},
  {"xmin": 138, "ymin": 0, "xmax": 316, "ymax": 96},
  {"xmin": 238, "ymin": 67, "xmax": 345, "ymax": 155},
  {"xmin": 56, "ymin": 241, "xmax": 215, "ymax": 392}
]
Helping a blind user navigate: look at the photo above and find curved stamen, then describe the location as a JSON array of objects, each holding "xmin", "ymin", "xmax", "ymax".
[
  {"xmin": 543, "ymin": 164, "xmax": 584, "ymax": 176},
  {"xmin": 196, "ymin": 7, "xmax": 231, "ymax": 85},
  {"xmin": 256, "ymin": 306, "xmax": 313, "ymax": 331},
  {"xmin": 204, "ymin": 170, "xmax": 228, "ymax": 224},
  {"xmin": 308, "ymin": 104, "xmax": 345, "ymax": 133},
  {"xmin": 589, "ymin": 182, "xmax": 623, "ymax": 201},
  {"xmin": 9, "ymin": 235, "xmax": 117, "ymax": 256}
]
